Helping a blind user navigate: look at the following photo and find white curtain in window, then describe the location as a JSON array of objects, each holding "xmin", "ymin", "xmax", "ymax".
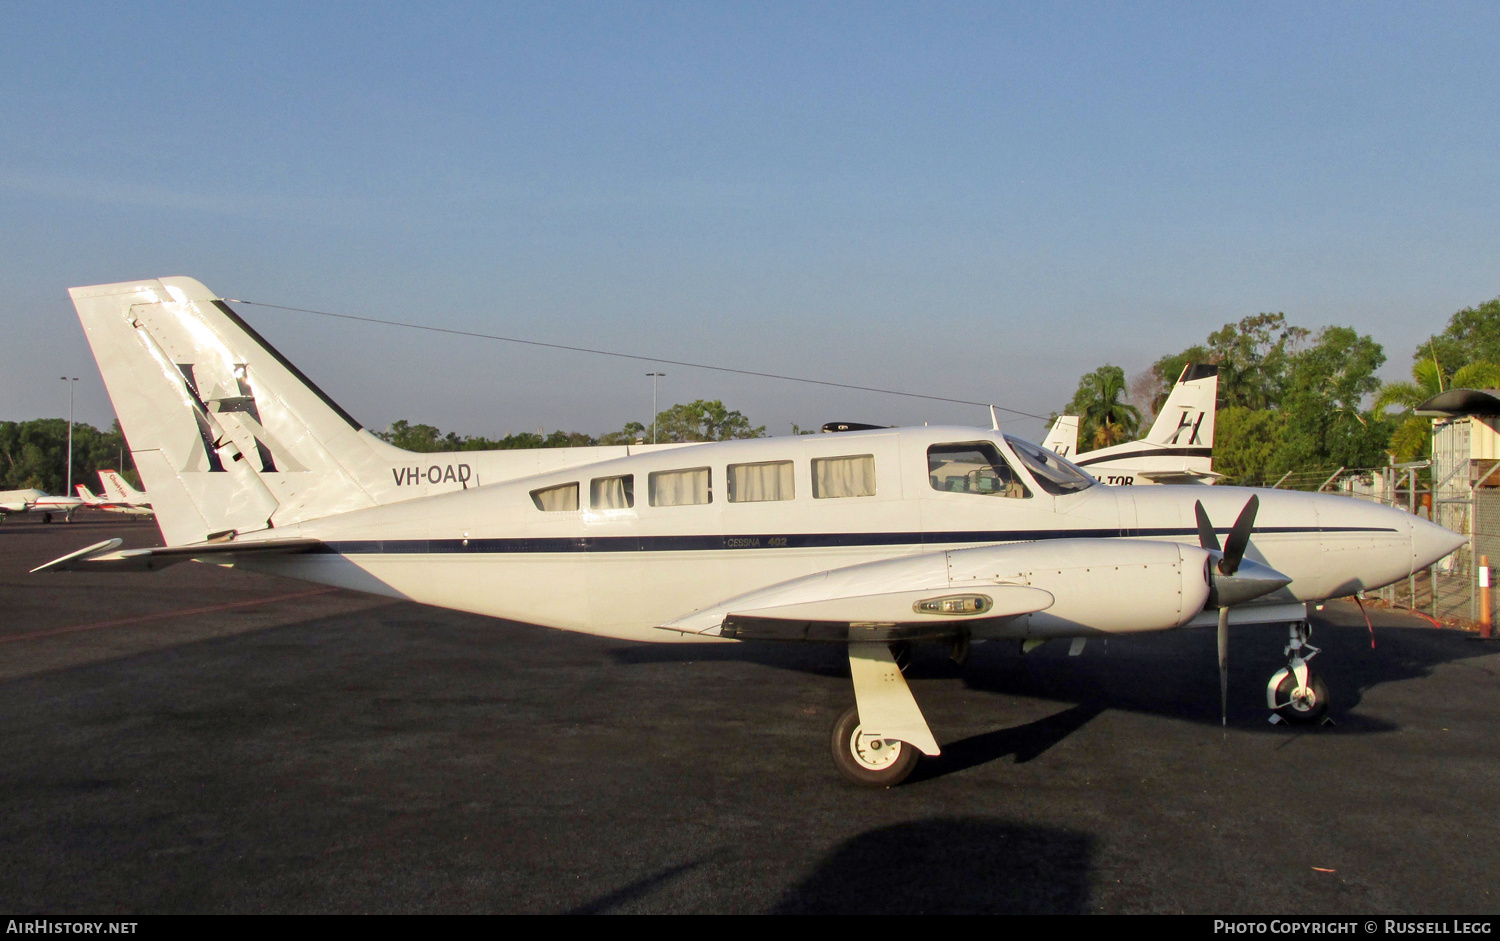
[
  {"xmin": 532, "ymin": 482, "xmax": 579, "ymax": 511},
  {"xmin": 729, "ymin": 461, "xmax": 794, "ymax": 503},
  {"xmin": 650, "ymin": 467, "xmax": 711, "ymax": 506},
  {"xmin": 591, "ymin": 475, "xmax": 633, "ymax": 509},
  {"xmin": 813, "ymin": 455, "xmax": 876, "ymax": 499}
]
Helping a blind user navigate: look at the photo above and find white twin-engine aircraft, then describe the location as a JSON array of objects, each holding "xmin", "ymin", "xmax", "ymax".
[
  {"xmin": 0, "ymin": 488, "xmax": 84, "ymax": 523},
  {"xmin": 1043, "ymin": 363, "xmax": 1220, "ymax": 485},
  {"xmin": 38, "ymin": 277, "xmax": 1464, "ymax": 787}
]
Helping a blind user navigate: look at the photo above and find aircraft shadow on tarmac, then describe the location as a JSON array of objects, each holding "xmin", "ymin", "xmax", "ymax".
[
  {"xmin": 768, "ymin": 817, "xmax": 1092, "ymax": 915},
  {"xmin": 561, "ymin": 818, "xmax": 1091, "ymax": 915},
  {"xmin": 609, "ymin": 611, "xmax": 1497, "ymax": 742}
]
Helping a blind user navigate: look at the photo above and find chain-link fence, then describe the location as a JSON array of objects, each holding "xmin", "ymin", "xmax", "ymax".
[{"xmin": 1312, "ymin": 463, "xmax": 1493, "ymax": 627}]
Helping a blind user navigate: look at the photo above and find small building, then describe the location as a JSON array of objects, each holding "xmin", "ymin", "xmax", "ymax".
[{"xmin": 1416, "ymin": 389, "xmax": 1500, "ymax": 576}]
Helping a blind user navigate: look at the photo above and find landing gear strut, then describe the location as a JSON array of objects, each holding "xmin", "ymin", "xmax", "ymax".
[
  {"xmin": 1266, "ymin": 621, "xmax": 1329, "ymax": 724},
  {"xmin": 832, "ymin": 642, "xmax": 941, "ymax": 787}
]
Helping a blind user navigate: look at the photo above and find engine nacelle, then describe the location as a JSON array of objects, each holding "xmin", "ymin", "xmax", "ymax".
[{"xmin": 946, "ymin": 538, "xmax": 1213, "ymax": 638}]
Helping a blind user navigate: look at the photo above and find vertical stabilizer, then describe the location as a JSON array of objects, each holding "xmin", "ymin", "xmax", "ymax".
[
  {"xmin": 98, "ymin": 470, "xmax": 146, "ymax": 504},
  {"xmin": 1143, "ymin": 363, "xmax": 1218, "ymax": 448},
  {"xmin": 1042, "ymin": 415, "xmax": 1080, "ymax": 459},
  {"xmin": 70, "ymin": 278, "xmax": 414, "ymax": 544}
]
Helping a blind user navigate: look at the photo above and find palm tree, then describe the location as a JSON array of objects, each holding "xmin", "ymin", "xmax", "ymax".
[{"xmin": 1076, "ymin": 367, "xmax": 1142, "ymax": 450}]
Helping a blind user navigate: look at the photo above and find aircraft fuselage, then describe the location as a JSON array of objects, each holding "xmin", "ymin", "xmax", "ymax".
[{"xmin": 242, "ymin": 426, "xmax": 1454, "ymax": 642}]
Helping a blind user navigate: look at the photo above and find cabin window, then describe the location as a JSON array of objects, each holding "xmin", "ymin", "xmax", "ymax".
[
  {"xmin": 728, "ymin": 461, "xmax": 795, "ymax": 503},
  {"xmin": 530, "ymin": 482, "xmax": 579, "ymax": 511},
  {"xmin": 927, "ymin": 443, "xmax": 1030, "ymax": 498},
  {"xmin": 591, "ymin": 474, "xmax": 634, "ymax": 509},
  {"xmin": 649, "ymin": 467, "xmax": 712, "ymax": 506},
  {"xmin": 812, "ymin": 455, "xmax": 876, "ymax": 499}
]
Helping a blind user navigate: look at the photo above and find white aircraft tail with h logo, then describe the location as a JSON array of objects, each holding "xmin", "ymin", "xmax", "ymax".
[
  {"xmin": 1041, "ymin": 415, "xmax": 1079, "ymax": 459},
  {"xmin": 69, "ymin": 277, "xmax": 418, "ymax": 545},
  {"xmin": 1069, "ymin": 364, "xmax": 1219, "ymax": 485}
]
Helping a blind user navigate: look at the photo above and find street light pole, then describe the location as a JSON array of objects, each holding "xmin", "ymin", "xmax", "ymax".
[
  {"xmin": 60, "ymin": 377, "xmax": 78, "ymax": 495},
  {"xmin": 646, "ymin": 372, "xmax": 665, "ymax": 444}
]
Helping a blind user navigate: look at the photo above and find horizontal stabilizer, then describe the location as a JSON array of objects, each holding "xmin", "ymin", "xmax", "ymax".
[
  {"xmin": 32, "ymin": 536, "xmax": 323, "ymax": 573},
  {"xmin": 1138, "ymin": 469, "xmax": 1225, "ymax": 483}
]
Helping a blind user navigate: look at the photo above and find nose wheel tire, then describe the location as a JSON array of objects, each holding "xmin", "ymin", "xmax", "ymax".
[
  {"xmin": 831, "ymin": 705, "xmax": 919, "ymax": 788},
  {"xmin": 1272, "ymin": 672, "xmax": 1329, "ymax": 724}
]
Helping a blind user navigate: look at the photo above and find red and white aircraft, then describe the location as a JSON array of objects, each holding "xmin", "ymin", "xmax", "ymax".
[
  {"xmin": 1, "ymin": 488, "xmax": 84, "ymax": 523},
  {"xmin": 74, "ymin": 481, "xmax": 154, "ymax": 518}
]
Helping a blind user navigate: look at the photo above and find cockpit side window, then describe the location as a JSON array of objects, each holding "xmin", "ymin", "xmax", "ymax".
[
  {"xmin": 927, "ymin": 443, "xmax": 1030, "ymax": 498},
  {"xmin": 1005, "ymin": 436, "xmax": 1096, "ymax": 495}
]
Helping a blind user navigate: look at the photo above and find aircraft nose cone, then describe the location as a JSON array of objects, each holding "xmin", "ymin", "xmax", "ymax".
[{"xmin": 1412, "ymin": 516, "xmax": 1466, "ymax": 570}]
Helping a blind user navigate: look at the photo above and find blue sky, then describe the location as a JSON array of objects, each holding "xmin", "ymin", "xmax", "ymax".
[{"xmin": 3, "ymin": 2, "xmax": 1497, "ymax": 441}]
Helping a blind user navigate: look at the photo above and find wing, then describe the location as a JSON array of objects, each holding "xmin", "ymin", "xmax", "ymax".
[
  {"xmin": 658, "ymin": 538, "xmax": 1229, "ymax": 643},
  {"xmin": 32, "ymin": 537, "xmax": 323, "ymax": 573}
]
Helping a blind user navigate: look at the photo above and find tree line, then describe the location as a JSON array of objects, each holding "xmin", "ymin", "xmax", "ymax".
[
  {"xmin": 376, "ymin": 399, "xmax": 766, "ymax": 452},
  {"xmin": 0, "ymin": 419, "xmax": 136, "ymax": 495},
  {"xmin": 1060, "ymin": 296, "xmax": 1500, "ymax": 485},
  {"xmin": 1, "ymin": 400, "xmax": 764, "ymax": 496}
]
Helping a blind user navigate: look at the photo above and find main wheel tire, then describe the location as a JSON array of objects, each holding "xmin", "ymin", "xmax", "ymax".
[
  {"xmin": 830, "ymin": 705, "xmax": 919, "ymax": 788},
  {"xmin": 1273, "ymin": 672, "xmax": 1330, "ymax": 724}
]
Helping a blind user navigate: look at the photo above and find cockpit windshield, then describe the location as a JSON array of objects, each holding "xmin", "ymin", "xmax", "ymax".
[{"xmin": 1004, "ymin": 435, "xmax": 1096, "ymax": 495}]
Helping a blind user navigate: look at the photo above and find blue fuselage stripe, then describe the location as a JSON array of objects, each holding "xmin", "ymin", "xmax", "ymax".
[{"xmin": 315, "ymin": 525, "xmax": 1397, "ymax": 555}]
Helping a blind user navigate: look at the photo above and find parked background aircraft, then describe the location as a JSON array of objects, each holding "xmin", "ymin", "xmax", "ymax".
[
  {"xmin": 1, "ymin": 488, "xmax": 83, "ymax": 523},
  {"xmin": 75, "ymin": 482, "xmax": 154, "ymax": 518},
  {"xmin": 95, "ymin": 470, "xmax": 154, "ymax": 516},
  {"xmin": 1043, "ymin": 364, "xmax": 1219, "ymax": 486},
  {"xmin": 38, "ymin": 278, "xmax": 1463, "ymax": 786}
]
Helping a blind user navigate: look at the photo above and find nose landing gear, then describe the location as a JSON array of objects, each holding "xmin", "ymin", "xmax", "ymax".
[{"xmin": 1267, "ymin": 621, "xmax": 1330, "ymax": 724}]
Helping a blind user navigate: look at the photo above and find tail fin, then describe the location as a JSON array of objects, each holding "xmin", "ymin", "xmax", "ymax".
[
  {"xmin": 76, "ymin": 484, "xmax": 99, "ymax": 504},
  {"xmin": 1041, "ymin": 415, "xmax": 1079, "ymax": 459},
  {"xmin": 71, "ymin": 277, "xmax": 411, "ymax": 544},
  {"xmin": 98, "ymin": 470, "xmax": 146, "ymax": 504},
  {"xmin": 1142, "ymin": 363, "xmax": 1217, "ymax": 447}
]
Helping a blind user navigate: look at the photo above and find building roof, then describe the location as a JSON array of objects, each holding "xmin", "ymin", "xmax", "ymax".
[{"xmin": 1416, "ymin": 389, "xmax": 1500, "ymax": 417}]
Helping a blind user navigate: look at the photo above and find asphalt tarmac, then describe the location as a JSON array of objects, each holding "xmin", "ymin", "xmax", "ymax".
[{"xmin": 1, "ymin": 513, "xmax": 1497, "ymax": 914}]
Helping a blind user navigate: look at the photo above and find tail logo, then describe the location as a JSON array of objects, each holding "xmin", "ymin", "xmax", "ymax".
[
  {"xmin": 176, "ymin": 361, "xmax": 307, "ymax": 475},
  {"xmin": 1167, "ymin": 411, "xmax": 1206, "ymax": 446}
]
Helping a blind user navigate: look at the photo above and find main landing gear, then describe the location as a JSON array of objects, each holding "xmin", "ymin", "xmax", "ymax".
[
  {"xmin": 831, "ymin": 642, "xmax": 941, "ymax": 787},
  {"xmin": 1266, "ymin": 621, "xmax": 1329, "ymax": 724}
]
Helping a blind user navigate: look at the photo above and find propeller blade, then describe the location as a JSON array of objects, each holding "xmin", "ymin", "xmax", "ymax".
[
  {"xmin": 1194, "ymin": 501, "xmax": 1221, "ymax": 553},
  {"xmin": 1218, "ymin": 606, "xmax": 1230, "ymax": 727},
  {"xmin": 1219, "ymin": 495, "xmax": 1260, "ymax": 576}
]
